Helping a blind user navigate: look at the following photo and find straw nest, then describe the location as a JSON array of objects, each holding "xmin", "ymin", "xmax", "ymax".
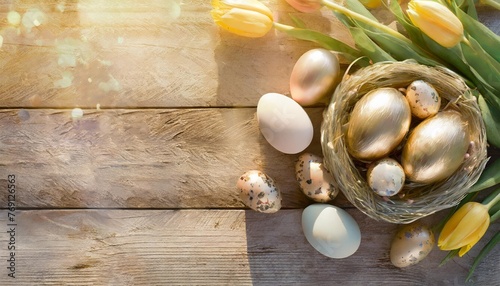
[{"xmin": 320, "ymin": 60, "xmax": 488, "ymax": 224}]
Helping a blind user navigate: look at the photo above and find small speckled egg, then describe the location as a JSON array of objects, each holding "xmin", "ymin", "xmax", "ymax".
[
  {"xmin": 367, "ymin": 158, "xmax": 405, "ymax": 197},
  {"xmin": 237, "ymin": 170, "xmax": 281, "ymax": 213},
  {"xmin": 257, "ymin": 93, "xmax": 314, "ymax": 154},
  {"xmin": 295, "ymin": 153, "xmax": 338, "ymax": 202},
  {"xmin": 302, "ymin": 204, "xmax": 361, "ymax": 258},
  {"xmin": 405, "ymin": 80, "xmax": 441, "ymax": 119},
  {"xmin": 390, "ymin": 222, "xmax": 435, "ymax": 268}
]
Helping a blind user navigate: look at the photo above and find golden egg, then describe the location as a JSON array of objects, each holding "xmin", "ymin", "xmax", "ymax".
[
  {"xmin": 402, "ymin": 110, "xmax": 469, "ymax": 183},
  {"xmin": 290, "ymin": 48, "xmax": 341, "ymax": 106},
  {"xmin": 390, "ymin": 222, "xmax": 435, "ymax": 268},
  {"xmin": 346, "ymin": 88, "xmax": 411, "ymax": 161}
]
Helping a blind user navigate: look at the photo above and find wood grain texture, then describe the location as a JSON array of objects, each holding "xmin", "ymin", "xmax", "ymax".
[
  {"xmin": 0, "ymin": 0, "xmax": 347, "ymax": 108},
  {"xmin": 0, "ymin": 209, "xmax": 498, "ymax": 285},
  {"xmin": 0, "ymin": 108, "xmax": 339, "ymax": 209}
]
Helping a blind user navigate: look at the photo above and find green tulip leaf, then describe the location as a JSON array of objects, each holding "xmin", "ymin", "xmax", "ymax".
[
  {"xmin": 478, "ymin": 93, "xmax": 500, "ymax": 148},
  {"xmin": 348, "ymin": 27, "xmax": 396, "ymax": 63},
  {"xmin": 273, "ymin": 23, "xmax": 363, "ymax": 63},
  {"xmin": 466, "ymin": 231, "xmax": 500, "ymax": 282},
  {"xmin": 469, "ymin": 159, "xmax": 500, "ymax": 193},
  {"xmin": 362, "ymin": 29, "xmax": 442, "ymax": 66},
  {"xmin": 491, "ymin": 206, "xmax": 500, "ymax": 222},
  {"xmin": 439, "ymin": 249, "xmax": 460, "ymax": 266},
  {"xmin": 460, "ymin": 37, "xmax": 500, "ymax": 91},
  {"xmin": 344, "ymin": 0, "xmax": 378, "ymax": 21},
  {"xmin": 288, "ymin": 14, "xmax": 307, "ymax": 29},
  {"xmin": 456, "ymin": 6, "xmax": 500, "ymax": 62}
]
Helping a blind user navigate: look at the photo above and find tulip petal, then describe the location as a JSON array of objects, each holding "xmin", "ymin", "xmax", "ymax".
[
  {"xmin": 438, "ymin": 203, "xmax": 489, "ymax": 251},
  {"xmin": 214, "ymin": 0, "xmax": 274, "ymax": 19},
  {"xmin": 213, "ymin": 8, "xmax": 273, "ymax": 38},
  {"xmin": 407, "ymin": 0, "xmax": 463, "ymax": 48}
]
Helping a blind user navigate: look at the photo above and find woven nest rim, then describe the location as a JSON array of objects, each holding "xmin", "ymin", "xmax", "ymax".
[{"xmin": 320, "ymin": 60, "xmax": 488, "ymax": 224}]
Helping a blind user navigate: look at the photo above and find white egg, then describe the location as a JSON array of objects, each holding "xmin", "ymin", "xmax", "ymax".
[
  {"xmin": 257, "ymin": 93, "xmax": 313, "ymax": 154},
  {"xmin": 405, "ymin": 80, "xmax": 441, "ymax": 119},
  {"xmin": 237, "ymin": 170, "xmax": 281, "ymax": 213},
  {"xmin": 302, "ymin": 204, "xmax": 361, "ymax": 258},
  {"xmin": 295, "ymin": 153, "xmax": 338, "ymax": 202},
  {"xmin": 367, "ymin": 158, "xmax": 405, "ymax": 197}
]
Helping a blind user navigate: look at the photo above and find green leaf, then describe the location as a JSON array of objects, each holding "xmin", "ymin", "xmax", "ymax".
[
  {"xmin": 469, "ymin": 159, "xmax": 500, "ymax": 193},
  {"xmin": 273, "ymin": 23, "xmax": 363, "ymax": 63},
  {"xmin": 456, "ymin": 7, "xmax": 500, "ymax": 62},
  {"xmin": 349, "ymin": 27, "xmax": 396, "ymax": 63},
  {"xmin": 362, "ymin": 29, "xmax": 442, "ymax": 66},
  {"xmin": 344, "ymin": 0, "xmax": 378, "ymax": 21},
  {"xmin": 491, "ymin": 207, "xmax": 500, "ymax": 222},
  {"xmin": 465, "ymin": 231, "xmax": 500, "ymax": 282},
  {"xmin": 440, "ymin": 249, "xmax": 460, "ymax": 266},
  {"xmin": 461, "ymin": 38, "xmax": 500, "ymax": 91},
  {"xmin": 478, "ymin": 94, "xmax": 500, "ymax": 148},
  {"xmin": 288, "ymin": 14, "xmax": 307, "ymax": 29}
]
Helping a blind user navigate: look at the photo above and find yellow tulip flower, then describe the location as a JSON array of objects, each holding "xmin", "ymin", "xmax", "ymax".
[
  {"xmin": 407, "ymin": 0, "xmax": 464, "ymax": 48},
  {"xmin": 438, "ymin": 202, "xmax": 490, "ymax": 257},
  {"xmin": 211, "ymin": 0, "xmax": 274, "ymax": 38}
]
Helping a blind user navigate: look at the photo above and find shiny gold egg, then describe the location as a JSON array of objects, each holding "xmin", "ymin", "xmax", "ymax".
[
  {"xmin": 346, "ymin": 88, "xmax": 411, "ymax": 161},
  {"xmin": 290, "ymin": 48, "xmax": 341, "ymax": 106},
  {"xmin": 402, "ymin": 110, "xmax": 469, "ymax": 184},
  {"xmin": 390, "ymin": 222, "xmax": 435, "ymax": 268}
]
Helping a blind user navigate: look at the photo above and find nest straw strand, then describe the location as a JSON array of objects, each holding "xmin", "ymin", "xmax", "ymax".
[{"xmin": 320, "ymin": 60, "xmax": 488, "ymax": 224}]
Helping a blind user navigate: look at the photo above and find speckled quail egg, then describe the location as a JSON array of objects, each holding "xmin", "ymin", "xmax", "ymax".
[
  {"xmin": 295, "ymin": 153, "xmax": 338, "ymax": 202},
  {"xmin": 405, "ymin": 80, "xmax": 441, "ymax": 119},
  {"xmin": 237, "ymin": 170, "xmax": 281, "ymax": 213},
  {"xmin": 367, "ymin": 158, "xmax": 405, "ymax": 197},
  {"xmin": 390, "ymin": 222, "xmax": 435, "ymax": 268}
]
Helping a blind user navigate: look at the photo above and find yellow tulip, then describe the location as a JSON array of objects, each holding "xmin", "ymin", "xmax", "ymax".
[
  {"xmin": 285, "ymin": 0, "xmax": 322, "ymax": 13},
  {"xmin": 407, "ymin": 0, "xmax": 464, "ymax": 48},
  {"xmin": 438, "ymin": 202, "xmax": 490, "ymax": 257},
  {"xmin": 211, "ymin": 0, "xmax": 274, "ymax": 38}
]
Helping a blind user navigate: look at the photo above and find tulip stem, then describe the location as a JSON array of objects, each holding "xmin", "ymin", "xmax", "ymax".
[
  {"xmin": 320, "ymin": 0, "xmax": 411, "ymax": 44},
  {"xmin": 484, "ymin": 189, "xmax": 500, "ymax": 210},
  {"xmin": 480, "ymin": 0, "xmax": 500, "ymax": 10}
]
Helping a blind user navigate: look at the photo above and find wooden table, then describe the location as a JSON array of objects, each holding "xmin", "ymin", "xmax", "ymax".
[{"xmin": 0, "ymin": 1, "xmax": 498, "ymax": 285}]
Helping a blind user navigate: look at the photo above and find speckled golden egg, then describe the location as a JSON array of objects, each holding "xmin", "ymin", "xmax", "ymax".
[
  {"xmin": 367, "ymin": 158, "xmax": 405, "ymax": 197},
  {"xmin": 390, "ymin": 222, "xmax": 435, "ymax": 268},
  {"xmin": 402, "ymin": 110, "xmax": 469, "ymax": 184},
  {"xmin": 405, "ymin": 80, "xmax": 441, "ymax": 119},
  {"xmin": 237, "ymin": 170, "xmax": 281, "ymax": 213},
  {"xmin": 346, "ymin": 88, "xmax": 411, "ymax": 161},
  {"xmin": 295, "ymin": 153, "xmax": 339, "ymax": 202}
]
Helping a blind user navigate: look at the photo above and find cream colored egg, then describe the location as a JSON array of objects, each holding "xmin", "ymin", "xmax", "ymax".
[
  {"xmin": 257, "ymin": 93, "xmax": 313, "ymax": 154},
  {"xmin": 367, "ymin": 158, "xmax": 405, "ymax": 197},
  {"xmin": 402, "ymin": 110, "xmax": 469, "ymax": 183},
  {"xmin": 406, "ymin": 80, "xmax": 441, "ymax": 119},
  {"xmin": 290, "ymin": 48, "xmax": 341, "ymax": 106},
  {"xmin": 237, "ymin": 170, "xmax": 281, "ymax": 213},
  {"xmin": 295, "ymin": 153, "xmax": 339, "ymax": 202},
  {"xmin": 390, "ymin": 222, "xmax": 435, "ymax": 268},
  {"xmin": 302, "ymin": 204, "xmax": 361, "ymax": 258},
  {"xmin": 346, "ymin": 88, "xmax": 411, "ymax": 161}
]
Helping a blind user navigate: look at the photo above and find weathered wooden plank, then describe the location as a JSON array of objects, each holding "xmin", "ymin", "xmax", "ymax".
[
  {"xmin": 0, "ymin": 209, "xmax": 497, "ymax": 285},
  {"xmin": 0, "ymin": 108, "xmax": 337, "ymax": 209},
  {"xmin": 0, "ymin": 0, "xmax": 344, "ymax": 108}
]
